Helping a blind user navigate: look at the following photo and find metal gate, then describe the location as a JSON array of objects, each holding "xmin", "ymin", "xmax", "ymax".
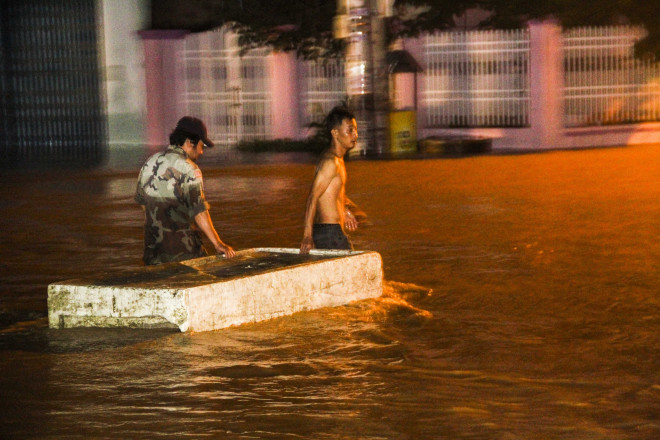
[
  {"xmin": 423, "ymin": 29, "xmax": 530, "ymax": 128},
  {"xmin": 182, "ymin": 27, "xmax": 271, "ymax": 148},
  {"xmin": 0, "ymin": 0, "xmax": 106, "ymax": 166},
  {"xmin": 563, "ymin": 26, "xmax": 660, "ymax": 127},
  {"xmin": 299, "ymin": 57, "xmax": 346, "ymax": 127}
]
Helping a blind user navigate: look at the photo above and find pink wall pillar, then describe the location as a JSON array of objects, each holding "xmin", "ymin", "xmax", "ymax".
[
  {"xmin": 138, "ymin": 30, "xmax": 188, "ymax": 147},
  {"xmin": 269, "ymin": 51, "xmax": 300, "ymax": 139},
  {"xmin": 529, "ymin": 21, "xmax": 564, "ymax": 149},
  {"xmin": 391, "ymin": 73, "xmax": 416, "ymax": 110}
]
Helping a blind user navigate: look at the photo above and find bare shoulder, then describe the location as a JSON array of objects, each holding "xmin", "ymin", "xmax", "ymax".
[{"xmin": 315, "ymin": 152, "xmax": 339, "ymax": 176}]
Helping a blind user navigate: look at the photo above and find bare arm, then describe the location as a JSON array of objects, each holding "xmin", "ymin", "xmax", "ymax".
[
  {"xmin": 343, "ymin": 197, "xmax": 359, "ymax": 231},
  {"xmin": 300, "ymin": 159, "xmax": 337, "ymax": 254},
  {"xmin": 345, "ymin": 196, "xmax": 369, "ymax": 231},
  {"xmin": 194, "ymin": 210, "xmax": 236, "ymax": 258}
]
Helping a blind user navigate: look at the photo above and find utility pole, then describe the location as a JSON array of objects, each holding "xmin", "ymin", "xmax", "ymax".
[{"xmin": 335, "ymin": 0, "xmax": 391, "ymax": 156}]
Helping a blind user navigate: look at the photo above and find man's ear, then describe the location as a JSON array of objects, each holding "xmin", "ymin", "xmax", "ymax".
[{"xmin": 330, "ymin": 128, "xmax": 338, "ymax": 139}]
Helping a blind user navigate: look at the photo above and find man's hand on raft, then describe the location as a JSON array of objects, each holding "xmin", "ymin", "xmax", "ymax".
[
  {"xmin": 300, "ymin": 236, "xmax": 314, "ymax": 255},
  {"xmin": 217, "ymin": 244, "xmax": 236, "ymax": 259}
]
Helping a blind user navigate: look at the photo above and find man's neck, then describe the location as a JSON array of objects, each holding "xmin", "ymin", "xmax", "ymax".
[{"xmin": 328, "ymin": 143, "xmax": 346, "ymax": 158}]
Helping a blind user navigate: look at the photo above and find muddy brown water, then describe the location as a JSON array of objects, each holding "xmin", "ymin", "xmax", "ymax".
[{"xmin": 0, "ymin": 145, "xmax": 658, "ymax": 439}]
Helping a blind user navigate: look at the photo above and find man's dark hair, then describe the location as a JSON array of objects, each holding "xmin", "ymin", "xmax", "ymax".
[
  {"xmin": 169, "ymin": 130, "xmax": 200, "ymax": 147},
  {"xmin": 325, "ymin": 106, "xmax": 355, "ymax": 138}
]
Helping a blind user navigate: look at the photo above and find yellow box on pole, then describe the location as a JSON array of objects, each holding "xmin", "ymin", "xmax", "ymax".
[{"xmin": 389, "ymin": 110, "xmax": 417, "ymax": 153}]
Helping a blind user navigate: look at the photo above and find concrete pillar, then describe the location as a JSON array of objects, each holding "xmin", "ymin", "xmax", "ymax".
[
  {"xmin": 391, "ymin": 73, "xmax": 416, "ymax": 110},
  {"xmin": 340, "ymin": 0, "xmax": 390, "ymax": 156},
  {"xmin": 370, "ymin": 5, "xmax": 390, "ymax": 154},
  {"xmin": 138, "ymin": 30, "xmax": 188, "ymax": 147},
  {"xmin": 99, "ymin": 0, "xmax": 150, "ymax": 147},
  {"xmin": 269, "ymin": 51, "xmax": 300, "ymax": 139},
  {"xmin": 529, "ymin": 20, "xmax": 564, "ymax": 149}
]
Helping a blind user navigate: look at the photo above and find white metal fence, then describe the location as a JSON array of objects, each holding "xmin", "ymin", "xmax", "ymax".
[
  {"xmin": 423, "ymin": 29, "xmax": 531, "ymax": 128},
  {"xmin": 563, "ymin": 26, "xmax": 660, "ymax": 127},
  {"xmin": 299, "ymin": 57, "xmax": 346, "ymax": 127},
  {"xmin": 178, "ymin": 25, "xmax": 660, "ymax": 145},
  {"xmin": 182, "ymin": 27, "xmax": 271, "ymax": 147}
]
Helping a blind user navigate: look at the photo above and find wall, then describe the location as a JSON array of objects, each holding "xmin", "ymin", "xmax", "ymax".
[
  {"xmin": 100, "ymin": 0, "xmax": 150, "ymax": 147},
  {"xmin": 413, "ymin": 21, "xmax": 660, "ymax": 151},
  {"xmin": 0, "ymin": 0, "xmax": 107, "ymax": 166},
  {"xmin": 140, "ymin": 21, "xmax": 660, "ymax": 152}
]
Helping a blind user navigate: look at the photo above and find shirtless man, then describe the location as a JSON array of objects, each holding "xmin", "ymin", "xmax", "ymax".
[{"xmin": 300, "ymin": 107, "xmax": 364, "ymax": 254}]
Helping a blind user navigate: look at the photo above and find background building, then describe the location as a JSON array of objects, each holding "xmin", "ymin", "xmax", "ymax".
[
  {"xmin": 1, "ymin": 0, "xmax": 659, "ymax": 167},
  {"xmin": 0, "ymin": 0, "xmax": 149, "ymax": 166}
]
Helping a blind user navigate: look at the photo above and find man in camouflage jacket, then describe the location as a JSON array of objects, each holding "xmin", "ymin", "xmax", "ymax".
[{"xmin": 135, "ymin": 116, "xmax": 236, "ymax": 265}]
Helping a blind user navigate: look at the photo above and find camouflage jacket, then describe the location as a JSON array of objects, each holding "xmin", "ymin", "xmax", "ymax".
[{"xmin": 135, "ymin": 145, "xmax": 210, "ymax": 265}]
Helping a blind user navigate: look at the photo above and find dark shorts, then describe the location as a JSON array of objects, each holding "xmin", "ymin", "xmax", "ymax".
[{"xmin": 312, "ymin": 224, "xmax": 353, "ymax": 250}]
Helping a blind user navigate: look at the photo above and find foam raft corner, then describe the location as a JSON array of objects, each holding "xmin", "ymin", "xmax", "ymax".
[{"xmin": 47, "ymin": 248, "xmax": 383, "ymax": 332}]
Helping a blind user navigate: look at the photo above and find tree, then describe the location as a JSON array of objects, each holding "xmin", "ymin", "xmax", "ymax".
[
  {"xmin": 390, "ymin": 0, "xmax": 660, "ymax": 58},
  {"xmin": 152, "ymin": 0, "xmax": 660, "ymax": 58},
  {"xmin": 152, "ymin": 0, "xmax": 343, "ymax": 59}
]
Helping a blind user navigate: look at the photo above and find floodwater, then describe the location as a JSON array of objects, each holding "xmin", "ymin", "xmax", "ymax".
[{"xmin": 0, "ymin": 145, "xmax": 658, "ymax": 439}]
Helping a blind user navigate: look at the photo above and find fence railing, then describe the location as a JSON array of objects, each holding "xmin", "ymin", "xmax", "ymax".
[
  {"xmin": 175, "ymin": 24, "xmax": 660, "ymax": 148},
  {"xmin": 423, "ymin": 29, "xmax": 531, "ymax": 128},
  {"xmin": 563, "ymin": 26, "xmax": 660, "ymax": 127},
  {"xmin": 299, "ymin": 58, "xmax": 346, "ymax": 127},
  {"xmin": 0, "ymin": 0, "xmax": 106, "ymax": 166},
  {"xmin": 182, "ymin": 28, "xmax": 271, "ymax": 147}
]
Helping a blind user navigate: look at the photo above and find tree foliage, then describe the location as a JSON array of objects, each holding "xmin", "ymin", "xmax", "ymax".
[
  {"xmin": 152, "ymin": 0, "xmax": 660, "ymax": 58},
  {"xmin": 392, "ymin": 0, "xmax": 660, "ymax": 58},
  {"xmin": 192, "ymin": 0, "xmax": 344, "ymax": 58},
  {"xmin": 387, "ymin": 0, "xmax": 479, "ymax": 38}
]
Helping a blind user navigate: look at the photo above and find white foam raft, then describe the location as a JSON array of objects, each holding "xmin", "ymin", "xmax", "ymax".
[{"xmin": 48, "ymin": 248, "xmax": 383, "ymax": 332}]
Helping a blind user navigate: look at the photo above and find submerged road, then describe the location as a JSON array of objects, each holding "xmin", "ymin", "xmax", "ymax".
[{"xmin": 0, "ymin": 144, "xmax": 658, "ymax": 439}]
